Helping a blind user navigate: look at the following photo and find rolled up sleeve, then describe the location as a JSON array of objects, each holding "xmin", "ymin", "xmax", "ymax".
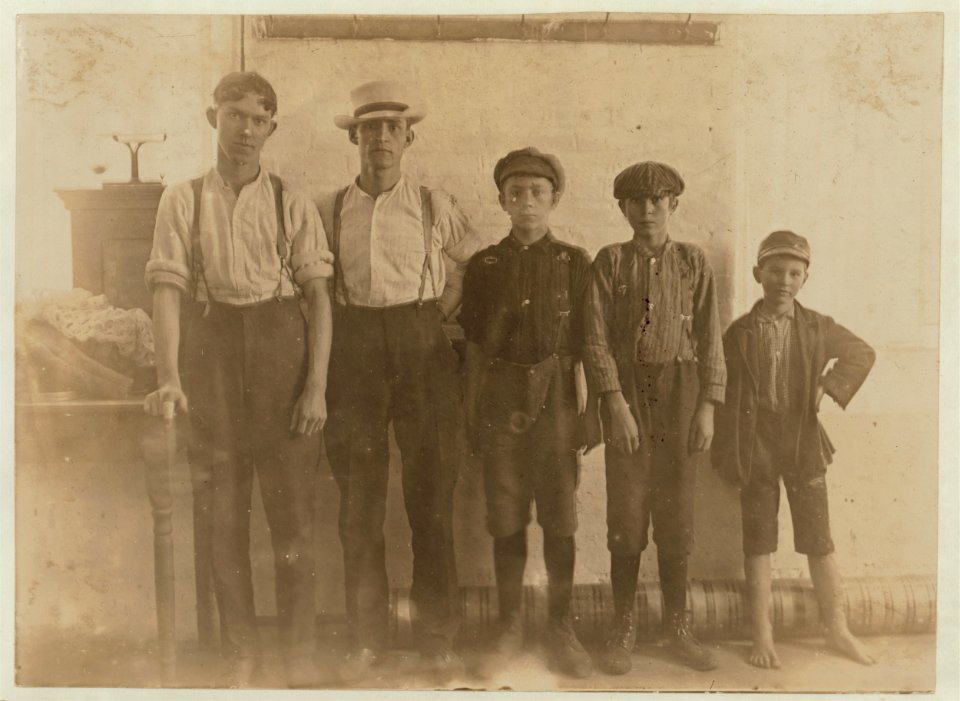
[
  {"xmin": 145, "ymin": 184, "xmax": 192, "ymax": 295},
  {"xmin": 433, "ymin": 190, "xmax": 483, "ymax": 302},
  {"xmin": 583, "ymin": 247, "xmax": 624, "ymax": 394},
  {"xmin": 286, "ymin": 189, "xmax": 335, "ymax": 284}
]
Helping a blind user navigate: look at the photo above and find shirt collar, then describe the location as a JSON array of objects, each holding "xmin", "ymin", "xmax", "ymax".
[
  {"xmin": 349, "ymin": 173, "xmax": 409, "ymax": 202},
  {"xmin": 631, "ymin": 236, "xmax": 673, "ymax": 258},
  {"xmin": 209, "ymin": 165, "xmax": 266, "ymax": 192},
  {"xmin": 756, "ymin": 300, "xmax": 796, "ymax": 322},
  {"xmin": 505, "ymin": 230, "xmax": 555, "ymax": 251}
]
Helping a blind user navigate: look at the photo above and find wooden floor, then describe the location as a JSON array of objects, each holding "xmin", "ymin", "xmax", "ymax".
[{"xmin": 14, "ymin": 625, "xmax": 937, "ymax": 694}]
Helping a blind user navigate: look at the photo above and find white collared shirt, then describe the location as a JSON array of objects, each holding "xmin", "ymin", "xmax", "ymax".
[
  {"xmin": 317, "ymin": 175, "xmax": 481, "ymax": 308},
  {"xmin": 146, "ymin": 167, "xmax": 333, "ymax": 305}
]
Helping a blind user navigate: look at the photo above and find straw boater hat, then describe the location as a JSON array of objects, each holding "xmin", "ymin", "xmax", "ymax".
[{"xmin": 334, "ymin": 80, "xmax": 426, "ymax": 129}]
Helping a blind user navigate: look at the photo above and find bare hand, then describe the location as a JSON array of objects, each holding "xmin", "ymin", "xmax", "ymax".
[
  {"xmin": 143, "ymin": 383, "xmax": 188, "ymax": 424},
  {"xmin": 688, "ymin": 400, "xmax": 715, "ymax": 453},
  {"xmin": 290, "ymin": 382, "xmax": 327, "ymax": 436},
  {"xmin": 580, "ymin": 396, "xmax": 603, "ymax": 454},
  {"xmin": 604, "ymin": 392, "xmax": 640, "ymax": 454}
]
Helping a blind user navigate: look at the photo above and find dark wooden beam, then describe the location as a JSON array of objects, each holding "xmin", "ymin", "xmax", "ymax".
[{"xmin": 254, "ymin": 14, "xmax": 719, "ymax": 45}]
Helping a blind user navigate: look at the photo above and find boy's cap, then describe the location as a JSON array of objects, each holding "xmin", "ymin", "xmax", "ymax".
[
  {"xmin": 494, "ymin": 147, "xmax": 565, "ymax": 195},
  {"xmin": 613, "ymin": 161, "xmax": 685, "ymax": 200},
  {"xmin": 758, "ymin": 230, "xmax": 811, "ymax": 264},
  {"xmin": 334, "ymin": 80, "xmax": 426, "ymax": 129}
]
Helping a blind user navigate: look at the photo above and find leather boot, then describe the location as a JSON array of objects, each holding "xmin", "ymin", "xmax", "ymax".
[
  {"xmin": 545, "ymin": 615, "xmax": 593, "ymax": 678},
  {"xmin": 665, "ymin": 610, "xmax": 718, "ymax": 671},
  {"xmin": 477, "ymin": 612, "xmax": 524, "ymax": 678},
  {"xmin": 599, "ymin": 609, "xmax": 636, "ymax": 675}
]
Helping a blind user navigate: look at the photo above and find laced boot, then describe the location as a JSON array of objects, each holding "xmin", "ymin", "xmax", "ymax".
[
  {"xmin": 664, "ymin": 610, "xmax": 718, "ymax": 671},
  {"xmin": 599, "ymin": 609, "xmax": 636, "ymax": 675},
  {"xmin": 545, "ymin": 615, "xmax": 593, "ymax": 678},
  {"xmin": 477, "ymin": 612, "xmax": 524, "ymax": 678}
]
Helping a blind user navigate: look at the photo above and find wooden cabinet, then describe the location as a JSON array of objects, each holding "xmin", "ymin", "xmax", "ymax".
[{"xmin": 57, "ymin": 183, "xmax": 164, "ymax": 313}]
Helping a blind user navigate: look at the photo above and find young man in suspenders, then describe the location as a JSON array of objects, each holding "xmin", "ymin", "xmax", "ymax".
[
  {"xmin": 144, "ymin": 72, "xmax": 334, "ymax": 688},
  {"xmin": 317, "ymin": 80, "xmax": 482, "ymax": 678},
  {"xmin": 460, "ymin": 148, "xmax": 595, "ymax": 679}
]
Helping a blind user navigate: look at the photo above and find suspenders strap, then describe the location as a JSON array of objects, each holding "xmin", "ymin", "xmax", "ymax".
[
  {"xmin": 269, "ymin": 173, "xmax": 287, "ymax": 262},
  {"xmin": 331, "ymin": 186, "xmax": 350, "ymax": 305},
  {"xmin": 189, "ymin": 177, "xmax": 212, "ymax": 305},
  {"xmin": 417, "ymin": 186, "xmax": 437, "ymax": 305},
  {"xmin": 330, "ymin": 184, "xmax": 436, "ymax": 307},
  {"xmin": 268, "ymin": 173, "xmax": 297, "ymax": 298},
  {"xmin": 189, "ymin": 173, "xmax": 290, "ymax": 305},
  {"xmin": 551, "ymin": 246, "xmax": 572, "ymax": 356}
]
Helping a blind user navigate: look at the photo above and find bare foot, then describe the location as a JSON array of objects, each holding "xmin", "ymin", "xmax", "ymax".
[
  {"xmin": 748, "ymin": 630, "xmax": 781, "ymax": 669},
  {"xmin": 826, "ymin": 627, "xmax": 876, "ymax": 665}
]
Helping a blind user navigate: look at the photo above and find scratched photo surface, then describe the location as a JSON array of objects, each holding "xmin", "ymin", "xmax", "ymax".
[{"xmin": 12, "ymin": 9, "xmax": 942, "ymax": 696}]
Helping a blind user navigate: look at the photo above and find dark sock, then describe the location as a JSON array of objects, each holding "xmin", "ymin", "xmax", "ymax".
[
  {"xmin": 610, "ymin": 553, "xmax": 641, "ymax": 616},
  {"xmin": 657, "ymin": 549, "xmax": 688, "ymax": 617},
  {"xmin": 543, "ymin": 535, "xmax": 575, "ymax": 620},
  {"xmin": 494, "ymin": 530, "xmax": 527, "ymax": 620}
]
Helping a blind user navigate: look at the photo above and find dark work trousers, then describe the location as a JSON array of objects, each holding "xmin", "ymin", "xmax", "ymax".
[
  {"xmin": 324, "ymin": 300, "xmax": 462, "ymax": 654},
  {"xmin": 182, "ymin": 297, "xmax": 320, "ymax": 661},
  {"xmin": 480, "ymin": 359, "xmax": 581, "ymax": 539},
  {"xmin": 604, "ymin": 360, "xmax": 701, "ymax": 556}
]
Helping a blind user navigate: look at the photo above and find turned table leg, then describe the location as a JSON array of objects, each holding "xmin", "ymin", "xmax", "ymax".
[{"xmin": 141, "ymin": 416, "xmax": 177, "ymax": 685}]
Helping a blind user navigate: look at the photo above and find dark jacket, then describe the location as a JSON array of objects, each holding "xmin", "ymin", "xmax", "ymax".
[{"xmin": 713, "ymin": 300, "xmax": 875, "ymax": 485}]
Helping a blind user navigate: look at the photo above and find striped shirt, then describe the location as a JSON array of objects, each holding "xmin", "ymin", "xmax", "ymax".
[
  {"xmin": 584, "ymin": 238, "xmax": 726, "ymax": 403},
  {"xmin": 145, "ymin": 168, "xmax": 334, "ymax": 305},
  {"xmin": 316, "ymin": 176, "xmax": 482, "ymax": 309},
  {"xmin": 755, "ymin": 303, "xmax": 797, "ymax": 413}
]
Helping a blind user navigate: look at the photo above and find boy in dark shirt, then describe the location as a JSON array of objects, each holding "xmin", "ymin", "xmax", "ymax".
[
  {"xmin": 461, "ymin": 147, "xmax": 593, "ymax": 678},
  {"xmin": 583, "ymin": 162, "xmax": 726, "ymax": 674},
  {"xmin": 714, "ymin": 231, "xmax": 876, "ymax": 668}
]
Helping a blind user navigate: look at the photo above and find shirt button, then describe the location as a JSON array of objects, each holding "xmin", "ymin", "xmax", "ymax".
[
  {"xmin": 522, "ymin": 299, "xmax": 530, "ymax": 306},
  {"xmin": 522, "ymin": 245, "xmax": 529, "ymax": 251}
]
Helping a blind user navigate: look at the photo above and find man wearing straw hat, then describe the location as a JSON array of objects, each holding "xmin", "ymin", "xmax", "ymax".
[{"xmin": 318, "ymin": 80, "xmax": 482, "ymax": 677}]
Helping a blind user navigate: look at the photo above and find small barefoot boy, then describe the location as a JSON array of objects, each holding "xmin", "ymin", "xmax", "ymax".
[
  {"xmin": 461, "ymin": 147, "xmax": 593, "ymax": 678},
  {"xmin": 713, "ymin": 230, "xmax": 876, "ymax": 669},
  {"xmin": 584, "ymin": 162, "xmax": 726, "ymax": 674}
]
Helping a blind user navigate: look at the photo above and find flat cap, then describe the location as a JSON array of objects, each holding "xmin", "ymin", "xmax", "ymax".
[
  {"xmin": 613, "ymin": 161, "xmax": 685, "ymax": 200},
  {"xmin": 758, "ymin": 230, "xmax": 811, "ymax": 265},
  {"xmin": 494, "ymin": 147, "xmax": 565, "ymax": 195}
]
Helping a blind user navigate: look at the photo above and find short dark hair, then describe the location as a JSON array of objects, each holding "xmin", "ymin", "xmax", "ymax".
[{"xmin": 213, "ymin": 71, "xmax": 278, "ymax": 115}]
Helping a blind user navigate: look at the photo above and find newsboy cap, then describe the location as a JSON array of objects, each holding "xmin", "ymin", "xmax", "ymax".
[
  {"xmin": 613, "ymin": 161, "xmax": 685, "ymax": 200},
  {"xmin": 493, "ymin": 147, "xmax": 565, "ymax": 195},
  {"xmin": 757, "ymin": 230, "xmax": 811, "ymax": 265}
]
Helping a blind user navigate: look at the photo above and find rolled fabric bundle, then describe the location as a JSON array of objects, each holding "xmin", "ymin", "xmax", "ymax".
[
  {"xmin": 388, "ymin": 576, "xmax": 936, "ymax": 646},
  {"xmin": 20, "ymin": 321, "xmax": 133, "ymax": 398}
]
